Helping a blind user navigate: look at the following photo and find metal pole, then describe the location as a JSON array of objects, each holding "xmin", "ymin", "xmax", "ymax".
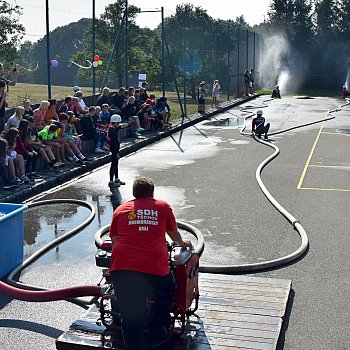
[
  {"xmin": 161, "ymin": 7, "xmax": 165, "ymax": 97},
  {"xmin": 125, "ymin": 0, "xmax": 128, "ymax": 88},
  {"xmin": 100, "ymin": 10, "xmax": 127, "ymax": 91},
  {"xmin": 246, "ymin": 29, "xmax": 249, "ymax": 69},
  {"xmin": 45, "ymin": 0, "xmax": 51, "ymax": 99},
  {"xmin": 253, "ymin": 32, "xmax": 256, "ymax": 71},
  {"xmin": 92, "ymin": 0, "xmax": 96, "ymax": 102},
  {"xmin": 237, "ymin": 27, "xmax": 240, "ymax": 97},
  {"xmin": 227, "ymin": 22, "xmax": 230, "ymax": 101}
]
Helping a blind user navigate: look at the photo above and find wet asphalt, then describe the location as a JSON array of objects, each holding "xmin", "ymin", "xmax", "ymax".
[{"xmin": 0, "ymin": 95, "xmax": 350, "ymax": 349}]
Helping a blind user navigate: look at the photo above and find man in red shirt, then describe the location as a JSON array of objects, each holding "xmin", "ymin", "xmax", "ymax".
[{"xmin": 109, "ymin": 176, "xmax": 192, "ymax": 350}]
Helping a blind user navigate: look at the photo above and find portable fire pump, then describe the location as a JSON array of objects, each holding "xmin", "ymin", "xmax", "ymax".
[{"xmin": 95, "ymin": 239, "xmax": 200, "ymax": 335}]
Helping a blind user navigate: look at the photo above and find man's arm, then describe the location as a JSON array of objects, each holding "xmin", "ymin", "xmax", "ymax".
[
  {"xmin": 252, "ymin": 118, "xmax": 256, "ymax": 132},
  {"xmin": 167, "ymin": 229, "xmax": 192, "ymax": 249}
]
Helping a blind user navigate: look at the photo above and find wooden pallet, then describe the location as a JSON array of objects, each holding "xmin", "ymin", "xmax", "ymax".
[{"xmin": 56, "ymin": 274, "xmax": 291, "ymax": 350}]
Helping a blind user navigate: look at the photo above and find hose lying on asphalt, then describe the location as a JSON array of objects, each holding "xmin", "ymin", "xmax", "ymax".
[
  {"xmin": 0, "ymin": 199, "xmax": 101, "ymax": 308},
  {"xmin": 199, "ymin": 96, "xmax": 349, "ymax": 273}
]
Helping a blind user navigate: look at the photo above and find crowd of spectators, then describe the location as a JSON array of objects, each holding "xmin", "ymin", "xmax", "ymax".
[{"xmin": 0, "ymin": 79, "xmax": 173, "ymax": 189}]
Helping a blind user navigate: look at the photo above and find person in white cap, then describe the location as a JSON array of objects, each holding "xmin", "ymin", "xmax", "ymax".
[
  {"xmin": 108, "ymin": 114, "xmax": 127, "ymax": 187},
  {"xmin": 73, "ymin": 85, "xmax": 81, "ymax": 97},
  {"xmin": 252, "ymin": 110, "xmax": 270, "ymax": 139}
]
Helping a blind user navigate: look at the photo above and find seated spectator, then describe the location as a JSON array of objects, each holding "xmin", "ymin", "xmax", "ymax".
[
  {"xmin": 33, "ymin": 100, "xmax": 50, "ymax": 130},
  {"xmin": 146, "ymin": 97, "xmax": 157, "ymax": 117},
  {"xmin": 57, "ymin": 113, "xmax": 86, "ymax": 164},
  {"xmin": 80, "ymin": 106, "xmax": 109, "ymax": 153},
  {"xmin": 44, "ymin": 98, "xmax": 58, "ymax": 125},
  {"xmin": 16, "ymin": 119, "xmax": 40, "ymax": 179},
  {"xmin": 128, "ymin": 86, "xmax": 135, "ymax": 96},
  {"xmin": 111, "ymin": 87, "xmax": 126, "ymax": 112},
  {"xmin": 59, "ymin": 96, "xmax": 77, "ymax": 115},
  {"xmin": 139, "ymin": 87, "xmax": 149, "ymax": 103},
  {"xmin": 134, "ymin": 88, "xmax": 142, "ymax": 111},
  {"xmin": 38, "ymin": 124, "xmax": 65, "ymax": 165},
  {"xmin": 75, "ymin": 91, "xmax": 89, "ymax": 113},
  {"xmin": 73, "ymin": 85, "xmax": 81, "ymax": 97},
  {"xmin": 3, "ymin": 127, "xmax": 30, "ymax": 184},
  {"xmin": 100, "ymin": 103, "xmax": 111, "ymax": 125},
  {"xmin": 0, "ymin": 80, "xmax": 9, "ymax": 132},
  {"xmin": 271, "ymin": 85, "xmax": 281, "ymax": 99},
  {"xmin": 137, "ymin": 103, "xmax": 156, "ymax": 132},
  {"xmin": 23, "ymin": 99, "xmax": 33, "ymax": 119},
  {"xmin": 4, "ymin": 106, "xmax": 25, "ymax": 131},
  {"xmin": 155, "ymin": 97, "xmax": 171, "ymax": 124},
  {"xmin": 91, "ymin": 106, "xmax": 101, "ymax": 128},
  {"xmin": 27, "ymin": 116, "xmax": 59, "ymax": 169},
  {"xmin": 73, "ymin": 96, "xmax": 88, "ymax": 116},
  {"xmin": 121, "ymin": 96, "xmax": 145, "ymax": 136},
  {"xmin": 342, "ymin": 86, "xmax": 350, "ymax": 99},
  {"xmin": 0, "ymin": 137, "xmax": 15, "ymax": 186},
  {"xmin": 96, "ymin": 87, "xmax": 111, "ymax": 107}
]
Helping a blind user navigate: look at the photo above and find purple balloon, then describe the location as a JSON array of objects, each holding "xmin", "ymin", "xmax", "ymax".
[{"xmin": 51, "ymin": 59, "xmax": 58, "ymax": 68}]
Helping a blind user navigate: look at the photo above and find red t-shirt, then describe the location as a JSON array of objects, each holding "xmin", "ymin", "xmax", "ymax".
[{"xmin": 109, "ymin": 197, "xmax": 177, "ymax": 276}]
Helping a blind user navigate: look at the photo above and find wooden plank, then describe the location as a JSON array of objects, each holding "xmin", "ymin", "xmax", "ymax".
[{"xmin": 56, "ymin": 274, "xmax": 291, "ymax": 350}]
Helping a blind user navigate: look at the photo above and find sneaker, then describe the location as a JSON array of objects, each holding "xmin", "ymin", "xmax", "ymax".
[
  {"xmin": 29, "ymin": 172, "xmax": 42, "ymax": 179},
  {"xmin": 132, "ymin": 132, "xmax": 141, "ymax": 138},
  {"xmin": 136, "ymin": 127, "xmax": 145, "ymax": 133},
  {"xmin": 101, "ymin": 145, "xmax": 110, "ymax": 151},
  {"xmin": 256, "ymin": 134, "xmax": 261, "ymax": 139},
  {"xmin": 15, "ymin": 177, "xmax": 24, "ymax": 185},
  {"xmin": 108, "ymin": 181, "xmax": 120, "ymax": 187},
  {"xmin": 95, "ymin": 147, "xmax": 105, "ymax": 154},
  {"xmin": 115, "ymin": 179, "xmax": 125, "ymax": 186},
  {"xmin": 20, "ymin": 175, "xmax": 30, "ymax": 183},
  {"xmin": 264, "ymin": 135, "xmax": 269, "ymax": 140}
]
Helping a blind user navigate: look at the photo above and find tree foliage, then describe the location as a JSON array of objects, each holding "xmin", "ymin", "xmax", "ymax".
[{"xmin": 0, "ymin": 0, "xmax": 25, "ymax": 61}]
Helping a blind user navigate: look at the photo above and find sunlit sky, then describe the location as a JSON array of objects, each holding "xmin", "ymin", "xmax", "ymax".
[{"xmin": 10, "ymin": 0, "xmax": 272, "ymax": 42}]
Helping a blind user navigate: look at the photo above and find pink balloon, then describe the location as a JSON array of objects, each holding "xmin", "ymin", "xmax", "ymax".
[{"xmin": 51, "ymin": 60, "xmax": 58, "ymax": 68}]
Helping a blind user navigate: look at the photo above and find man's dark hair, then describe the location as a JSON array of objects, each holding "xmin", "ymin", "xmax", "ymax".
[
  {"xmin": 0, "ymin": 80, "xmax": 6, "ymax": 88},
  {"xmin": 133, "ymin": 176, "xmax": 154, "ymax": 198}
]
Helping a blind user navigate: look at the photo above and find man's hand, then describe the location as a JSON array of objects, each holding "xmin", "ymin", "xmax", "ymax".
[{"xmin": 181, "ymin": 239, "xmax": 193, "ymax": 250}]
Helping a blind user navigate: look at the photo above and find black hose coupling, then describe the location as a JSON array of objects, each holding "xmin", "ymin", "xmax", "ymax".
[{"xmin": 292, "ymin": 219, "xmax": 300, "ymax": 229}]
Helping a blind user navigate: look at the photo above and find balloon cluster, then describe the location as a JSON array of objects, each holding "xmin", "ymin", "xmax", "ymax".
[
  {"xmin": 93, "ymin": 55, "xmax": 102, "ymax": 68},
  {"xmin": 50, "ymin": 59, "xmax": 58, "ymax": 68}
]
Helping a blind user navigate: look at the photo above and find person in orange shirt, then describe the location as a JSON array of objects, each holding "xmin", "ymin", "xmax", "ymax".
[{"xmin": 44, "ymin": 99, "xmax": 58, "ymax": 124}]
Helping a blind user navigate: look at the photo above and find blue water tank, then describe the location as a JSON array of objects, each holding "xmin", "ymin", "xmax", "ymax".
[{"xmin": 0, "ymin": 203, "xmax": 27, "ymax": 278}]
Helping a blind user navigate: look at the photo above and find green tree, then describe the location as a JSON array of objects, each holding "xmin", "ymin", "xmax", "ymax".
[
  {"xmin": 0, "ymin": 0, "xmax": 25, "ymax": 61},
  {"xmin": 339, "ymin": 0, "xmax": 350, "ymax": 37},
  {"xmin": 314, "ymin": 0, "xmax": 341, "ymax": 40}
]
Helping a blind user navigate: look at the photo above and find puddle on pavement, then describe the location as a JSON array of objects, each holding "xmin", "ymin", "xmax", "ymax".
[
  {"xmin": 336, "ymin": 128, "xmax": 350, "ymax": 134},
  {"xmin": 201, "ymin": 116, "xmax": 243, "ymax": 128}
]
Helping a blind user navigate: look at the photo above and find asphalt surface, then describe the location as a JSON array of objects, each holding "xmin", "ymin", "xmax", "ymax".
[{"xmin": 0, "ymin": 95, "xmax": 349, "ymax": 350}]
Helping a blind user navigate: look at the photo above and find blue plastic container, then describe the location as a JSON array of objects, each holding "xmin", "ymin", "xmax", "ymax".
[{"xmin": 0, "ymin": 203, "xmax": 27, "ymax": 278}]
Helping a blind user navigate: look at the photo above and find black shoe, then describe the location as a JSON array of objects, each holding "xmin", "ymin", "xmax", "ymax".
[
  {"xmin": 115, "ymin": 179, "xmax": 125, "ymax": 186},
  {"xmin": 29, "ymin": 172, "xmax": 42, "ymax": 179},
  {"xmin": 264, "ymin": 135, "xmax": 269, "ymax": 140},
  {"xmin": 256, "ymin": 134, "xmax": 261, "ymax": 139}
]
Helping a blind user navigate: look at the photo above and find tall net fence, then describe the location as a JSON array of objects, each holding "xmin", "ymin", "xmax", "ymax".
[{"xmin": 5, "ymin": 1, "xmax": 261, "ymax": 115}]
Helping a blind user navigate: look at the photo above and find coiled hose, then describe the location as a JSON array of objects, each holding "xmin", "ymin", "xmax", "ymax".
[{"xmin": 0, "ymin": 199, "xmax": 102, "ymax": 307}]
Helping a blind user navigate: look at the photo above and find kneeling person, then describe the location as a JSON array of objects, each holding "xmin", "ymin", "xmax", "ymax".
[{"xmin": 252, "ymin": 110, "xmax": 270, "ymax": 139}]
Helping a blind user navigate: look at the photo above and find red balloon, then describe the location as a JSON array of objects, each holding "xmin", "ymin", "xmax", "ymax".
[{"xmin": 94, "ymin": 55, "xmax": 100, "ymax": 62}]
